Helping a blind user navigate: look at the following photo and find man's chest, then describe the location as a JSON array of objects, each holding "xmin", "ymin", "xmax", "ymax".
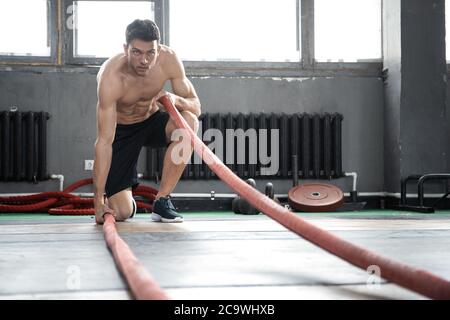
[{"xmin": 119, "ymin": 71, "xmax": 168, "ymax": 106}]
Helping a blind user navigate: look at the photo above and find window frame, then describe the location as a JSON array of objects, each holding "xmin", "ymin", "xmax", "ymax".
[
  {"xmin": 0, "ymin": 0, "xmax": 383, "ymax": 77},
  {"xmin": 0, "ymin": 0, "xmax": 58, "ymax": 64},
  {"xmin": 172, "ymin": 0, "xmax": 382, "ymax": 77}
]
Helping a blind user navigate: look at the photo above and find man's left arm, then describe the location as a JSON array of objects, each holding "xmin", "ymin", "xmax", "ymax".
[{"xmin": 165, "ymin": 52, "xmax": 201, "ymax": 117}]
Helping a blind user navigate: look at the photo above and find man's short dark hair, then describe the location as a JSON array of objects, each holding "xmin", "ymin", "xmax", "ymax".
[{"xmin": 125, "ymin": 19, "xmax": 160, "ymax": 44}]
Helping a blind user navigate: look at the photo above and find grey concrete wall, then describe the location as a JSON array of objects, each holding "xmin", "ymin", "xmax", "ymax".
[
  {"xmin": 0, "ymin": 70, "xmax": 384, "ymax": 195},
  {"xmin": 0, "ymin": 70, "xmax": 98, "ymax": 193},
  {"xmin": 383, "ymin": 0, "xmax": 450, "ymax": 193},
  {"xmin": 400, "ymin": 0, "xmax": 449, "ymax": 180},
  {"xmin": 383, "ymin": 0, "xmax": 402, "ymax": 192}
]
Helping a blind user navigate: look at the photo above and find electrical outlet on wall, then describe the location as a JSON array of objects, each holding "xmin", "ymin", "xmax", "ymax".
[{"xmin": 84, "ymin": 160, "xmax": 94, "ymax": 171}]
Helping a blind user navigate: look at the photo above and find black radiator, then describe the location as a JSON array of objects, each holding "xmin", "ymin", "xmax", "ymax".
[
  {"xmin": 145, "ymin": 113, "xmax": 343, "ymax": 180},
  {"xmin": 0, "ymin": 111, "xmax": 50, "ymax": 182}
]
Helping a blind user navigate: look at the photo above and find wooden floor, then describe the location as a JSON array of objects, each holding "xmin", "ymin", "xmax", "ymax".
[{"xmin": 1, "ymin": 210, "xmax": 450, "ymax": 300}]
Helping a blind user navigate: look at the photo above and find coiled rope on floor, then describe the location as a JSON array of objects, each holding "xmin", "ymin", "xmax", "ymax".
[
  {"xmin": 0, "ymin": 178, "xmax": 157, "ymax": 214},
  {"xmin": 158, "ymin": 94, "xmax": 450, "ymax": 300}
]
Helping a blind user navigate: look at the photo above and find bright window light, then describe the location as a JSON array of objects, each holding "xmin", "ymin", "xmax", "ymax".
[
  {"xmin": 446, "ymin": 0, "xmax": 450, "ymax": 61},
  {"xmin": 315, "ymin": 0, "xmax": 382, "ymax": 62},
  {"xmin": 0, "ymin": 0, "xmax": 50, "ymax": 56},
  {"xmin": 170, "ymin": 0, "xmax": 300, "ymax": 62},
  {"xmin": 73, "ymin": 1, "xmax": 155, "ymax": 58}
]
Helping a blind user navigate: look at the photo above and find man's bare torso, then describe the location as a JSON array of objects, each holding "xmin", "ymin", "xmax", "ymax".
[{"xmin": 98, "ymin": 45, "xmax": 172, "ymax": 124}]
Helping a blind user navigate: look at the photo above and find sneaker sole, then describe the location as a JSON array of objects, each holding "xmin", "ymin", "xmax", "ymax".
[{"xmin": 151, "ymin": 213, "xmax": 183, "ymax": 223}]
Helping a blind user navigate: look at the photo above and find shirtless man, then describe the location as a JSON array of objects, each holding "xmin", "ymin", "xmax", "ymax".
[{"xmin": 93, "ymin": 19, "xmax": 200, "ymax": 224}]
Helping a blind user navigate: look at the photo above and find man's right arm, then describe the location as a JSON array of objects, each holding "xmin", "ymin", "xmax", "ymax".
[{"xmin": 93, "ymin": 73, "xmax": 120, "ymax": 224}]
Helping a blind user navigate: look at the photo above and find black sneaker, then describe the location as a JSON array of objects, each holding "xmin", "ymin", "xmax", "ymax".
[{"xmin": 151, "ymin": 196, "xmax": 183, "ymax": 223}]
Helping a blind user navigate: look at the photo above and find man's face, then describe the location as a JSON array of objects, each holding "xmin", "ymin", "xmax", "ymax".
[{"xmin": 124, "ymin": 39, "xmax": 159, "ymax": 76}]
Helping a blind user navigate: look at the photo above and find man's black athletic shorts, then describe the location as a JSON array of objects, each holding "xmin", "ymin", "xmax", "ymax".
[{"xmin": 105, "ymin": 110, "xmax": 170, "ymax": 198}]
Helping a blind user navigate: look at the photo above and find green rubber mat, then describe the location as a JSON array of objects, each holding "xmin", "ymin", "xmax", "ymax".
[{"xmin": 1, "ymin": 209, "xmax": 450, "ymax": 222}]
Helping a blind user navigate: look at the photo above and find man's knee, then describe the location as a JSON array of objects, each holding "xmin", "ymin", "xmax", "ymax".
[
  {"xmin": 108, "ymin": 196, "xmax": 135, "ymax": 222},
  {"xmin": 110, "ymin": 207, "xmax": 132, "ymax": 221},
  {"xmin": 180, "ymin": 111, "xmax": 199, "ymax": 132}
]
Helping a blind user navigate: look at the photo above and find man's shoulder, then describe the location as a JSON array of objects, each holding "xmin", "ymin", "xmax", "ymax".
[
  {"xmin": 159, "ymin": 44, "xmax": 177, "ymax": 57},
  {"xmin": 159, "ymin": 45, "xmax": 183, "ymax": 66},
  {"xmin": 98, "ymin": 54, "xmax": 126, "ymax": 84},
  {"xmin": 97, "ymin": 55, "xmax": 125, "ymax": 100},
  {"xmin": 158, "ymin": 45, "xmax": 184, "ymax": 77}
]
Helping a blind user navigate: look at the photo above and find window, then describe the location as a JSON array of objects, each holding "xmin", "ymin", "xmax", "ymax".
[
  {"xmin": 446, "ymin": 0, "xmax": 450, "ymax": 61},
  {"xmin": 0, "ymin": 0, "xmax": 382, "ymax": 75},
  {"xmin": 314, "ymin": 0, "xmax": 382, "ymax": 62},
  {"xmin": 169, "ymin": 0, "xmax": 300, "ymax": 62},
  {"xmin": 70, "ymin": 1, "xmax": 156, "ymax": 59},
  {"xmin": 0, "ymin": 0, "xmax": 51, "ymax": 57}
]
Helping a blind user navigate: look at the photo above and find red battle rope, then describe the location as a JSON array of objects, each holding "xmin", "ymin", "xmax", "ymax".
[
  {"xmin": 158, "ymin": 94, "xmax": 450, "ymax": 300},
  {"xmin": 0, "ymin": 178, "xmax": 156, "ymax": 214},
  {"xmin": 103, "ymin": 213, "xmax": 169, "ymax": 300}
]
